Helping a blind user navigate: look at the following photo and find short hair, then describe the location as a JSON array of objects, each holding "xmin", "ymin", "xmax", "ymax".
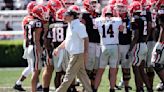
[{"xmin": 64, "ymin": 10, "xmax": 78, "ymax": 19}]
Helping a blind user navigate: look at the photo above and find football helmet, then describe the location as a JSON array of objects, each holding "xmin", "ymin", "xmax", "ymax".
[
  {"xmin": 22, "ymin": 15, "xmax": 33, "ymax": 26},
  {"xmin": 129, "ymin": 1, "xmax": 142, "ymax": 14},
  {"xmin": 141, "ymin": 0, "xmax": 151, "ymax": 11},
  {"xmin": 68, "ymin": 5, "xmax": 81, "ymax": 14},
  {"xmin": 102, "ymin": 5, "xmax": 113, "ymax": 17},
  {"xmin": 47, "ymin": 0, "xmax": 62, "ymax": 13},
  {"xmin": 108, "ymin": 0, "xmax": 116, "ymax": 5},
  {"xmin": 114, "ymin": 0, "xmax": 128, "ymax": 14},
  {"xmin": 32, "ymin": 5, "xmax": 50, "ymax": 21},
  {"xmin": 56, "ymin": 8, "xmax": 67, "ymax": 21},
  {"xmin": 62, "ymin": 0, "xmax": 75, "ymax": 8},
  {"xmin": 150, "ymin": 0, "xmax": 163, "ymax": 9},
  {"xmin": 158, "ymin": 4, "xmax": 164, "ymax": 15},
  {"xmin": 83, "ymin": 0, "xmax": 98, "ymax": 12},
  {"xmin": 27, "ymin": 1, "xmax": 37, "ymax": 15}
]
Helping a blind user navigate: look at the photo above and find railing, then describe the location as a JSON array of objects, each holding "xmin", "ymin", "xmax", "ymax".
[
  {"xmin": 0, "ymin": 31, "xmax": 23, "ymax": 40},
  {"xmin": 0, "ymin": 10, "xmax": 27, "ymax": 31}
]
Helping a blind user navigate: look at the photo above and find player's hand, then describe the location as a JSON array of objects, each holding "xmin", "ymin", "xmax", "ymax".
[
  {"xmin": 119, "ymin": 25, "xmax": 124, "ymax": 32},
  {"xmin": 53, "ymin": 48, "xmax": 59, "ymax": 56}
]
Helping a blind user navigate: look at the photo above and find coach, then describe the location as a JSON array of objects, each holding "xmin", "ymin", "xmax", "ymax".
[{"xmin": 53, "ymin": 10, "xmax": 92, "ymax": 92}]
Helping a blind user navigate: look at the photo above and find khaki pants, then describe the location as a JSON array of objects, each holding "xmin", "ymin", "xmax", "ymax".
[{"xmin": 55, "ymin": 53, "xmax": 92, "ymax": 92}]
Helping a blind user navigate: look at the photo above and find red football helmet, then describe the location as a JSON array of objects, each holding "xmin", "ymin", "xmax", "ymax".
[
  {"xmin": 32, "ymin": 5, "xmax": 50, "ymax": 21},
  {"xmin": 102, "ymin": 5, "xmax": 113, "ymax": 17},
  {"xmin": 56, "ymin": 8, "xmax": 67, "ymax": 21},
  {"xmin": 47, "ymin": 0, "xmax": 62, "ymax": 13},
  {"xmin": 114, "ymin": 0, "xmax": 128, "ymax": 14},
  {"xmin": 62, "ymin": 0, "xmax": 75, "ymax": 8},
  {"xmin": 83, "ymin": 0, "xmax": 98, "ymax": 12},
  {"xmin": 27, "ymin": 1, "xmax": 37, "ymax": 15},
  {"xmin": 141, "ymin": 0, "xmax": 151, "ymax": 11},
  {"xmin": 150, "ymin": 0, "xmax": 164, "ymax": 9},
  {"xmin": 129, "ymin": 1, "xmax": 142, "ymax": 14},
  {"xmin": 68, "ymin": 5, "xmax": 81, "ymax": 14},
  {"xmin": 108, "ymin": 0, "xmax": 116, "ymax": 5}
]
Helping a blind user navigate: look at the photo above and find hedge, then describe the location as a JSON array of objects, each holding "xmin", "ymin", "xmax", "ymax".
[{"xmin": 0, "ymin": 40, "xmax": 27, "ymax": 67}]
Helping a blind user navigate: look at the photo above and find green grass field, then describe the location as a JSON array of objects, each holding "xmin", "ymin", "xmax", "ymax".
[
  {"xmin": 0, "ymin": 40, "xmax": 23, "ymax": 45},
  {"xmin": 0, "ymin": 67, "xmax": 161, "ymax": 92},
  {"xmin": 0, "ymin": 40, "xmax": 161, "ymax": 92}
]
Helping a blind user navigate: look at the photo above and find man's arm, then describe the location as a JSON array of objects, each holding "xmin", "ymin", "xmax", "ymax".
[
  {"xmin": 34, "ymin": 28, "xmax": 43, "ymax": 55},
  {"xmin": 53, "ymin": 40, "xmax": 65, "ymax": 56},
  {"xmin": 146, "ymin": 21, "xmax": 153, "ymax": 42},
  {"xmin": 129, "ymin": 29, "xmax": 139, "ymax": 52},
  {"xmin": 83, "ymin": 37, "xmax": 89, "ymax": 64}
]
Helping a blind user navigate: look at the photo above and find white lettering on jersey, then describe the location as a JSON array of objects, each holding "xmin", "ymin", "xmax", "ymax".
[
  {"xmin": 142, "ymin": 17, "xmax": 147, "ymax": 35},
  {"xmin": 123, "ymin": 22, "xmax": 127, "ymax": 34},
  {"xmin": 143, "ymin": 21, "xmax": 147, "ymax": 35},
  {"xmin": 95, "ymin": 17, "xmax": 122, "ymax": 45},
  {"xmin": 92, "ymin": 18, "xmax": 98, "ymax": 29},
  {"xmin": 27, "ymin": 24, "xmax": 32, "ymax": 39},
  {"xmin": 51, "ymin": 23, "xmax": 64, "ymax": 42},
  {"xmin": 35, "ymin": 21, "xmax": 42, "ymax": 27},
  {"xmin": 151, "ymin": 9, "xmax": 157, "ymax": 28}
]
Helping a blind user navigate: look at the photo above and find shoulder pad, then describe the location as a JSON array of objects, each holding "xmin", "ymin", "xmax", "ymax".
[{"xmin": 111, "ymin": 17, "xmax": 122, "ymax": 21}]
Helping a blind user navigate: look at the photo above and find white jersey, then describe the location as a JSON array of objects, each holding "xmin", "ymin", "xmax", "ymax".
[{"xmin": 95, "ymin": 17, "xmax": 122, "ymax": 45}]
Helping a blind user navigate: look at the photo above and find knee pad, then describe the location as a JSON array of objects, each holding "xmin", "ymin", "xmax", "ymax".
[
  {"xmin": 153, "ymin": 63, "xmax": 164, "ymax": 73},
  {"xmin": 146, "ymin": 68, "xmax": 155, "ymax": 77},
  {"xmin": 123, "ymin": 71, "xmax": 131, "ymax": 81},
  {"xmin": 86, "ymin": 70, "xmax": 94, "ymax": 80},
  {"xmin": 92, "ymin": 70, "xmax": 97, "ymax": 80}
]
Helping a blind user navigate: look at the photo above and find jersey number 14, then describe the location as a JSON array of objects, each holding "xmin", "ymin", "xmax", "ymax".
[{"xmin": 102, "ymin": 24, "xmax": 114, "ymax": 38}]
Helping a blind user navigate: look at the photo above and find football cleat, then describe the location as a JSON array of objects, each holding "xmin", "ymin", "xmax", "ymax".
[{"xmin": 13, "ymin": 84, "xmax": 26, "ymax": 91}]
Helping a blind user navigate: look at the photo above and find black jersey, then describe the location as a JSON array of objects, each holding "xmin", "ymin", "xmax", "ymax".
[
  {"xmin": 81, "ymin": 12, "xmax": 100, "ymax": 43},
  {"xmin": 25, "ymin": 19, "xmax": 44, "ymax": 46},
  {"xmin": 131, "ymin": 15, "xmax": 148, "ymax": 43},
  {"xmin": 155, "ymin": 17, "xmax": 161, "ymax": 41},
  {"xmin": 119, "ymin": 17, "xmax": 132, "ymax": 45},
  {"xmin": 142, "ymin": 11, "xmax": 154, "ymax": 41},
  {"xmin": 48, "ymin": 20, "xmax": 67, "ymax": 48}
]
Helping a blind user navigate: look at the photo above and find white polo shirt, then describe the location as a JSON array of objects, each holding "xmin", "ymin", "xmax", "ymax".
[{"xmin": 65, "ymin": 19, "xmax": 88, "ymax": 55}]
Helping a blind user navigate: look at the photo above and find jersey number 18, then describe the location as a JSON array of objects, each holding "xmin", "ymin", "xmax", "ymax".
[{"xmin": 52, "ymin": 27, "xmax": 64, "ymax": 42}]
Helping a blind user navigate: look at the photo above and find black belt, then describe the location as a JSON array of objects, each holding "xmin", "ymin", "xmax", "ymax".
[{"xmin": 102, "ymin": 44, "xmax": 118, "ymax": 46}]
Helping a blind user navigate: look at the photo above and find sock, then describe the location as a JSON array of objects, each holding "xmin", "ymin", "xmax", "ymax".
[
  {"xmin": 93, "ymin": 88, "xmax": 97, "ymax": 92},
  {"xmin": 43, "ymin": 88, "xmax": 49, "ymax": 92},
  {"xmin": 110, "ymin": 89, "xmax": 115, "ymax": 92},
  {"xmin": 16, "ymin": 80, "xmax": 22, "ymax": 85},
  {"xmin": 37, "ymin": 82, "xmax": 41, "ymax": 88},
  {"xmin": 125, "ymin": 86, "xmax": 129, "ymax": 92}
]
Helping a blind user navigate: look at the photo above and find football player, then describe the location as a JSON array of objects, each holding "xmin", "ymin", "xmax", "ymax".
[
  {"xmin": 93, "ymin": 5, "xmax": 124, "ymax": 92},
  {"xmin": 140, "ymin": 0, "xmax": 156, "ymax": 90},
  {"xmin": 81, "ymin": 0, "xmax": 101, "ymax": 90},
  {"xmin": 114, "ymin": 0, "xmax": 132, "ymax": 91},
  {"xmin": 50, "ymin": 7, "xmax": 69, "ymax": 90},
  {"xmin": 127, "ymin": 1, "xmax": 153, "ymax": 92},
  {"xmin": 29, "ymin": 5, "xmax": 49, "ymax": 92},
  {"xmin": 151, "ymin": 4, "xmax": 164, "ymax": 92},
  {"xmin": 42, "ymin": 0, "xmax": 63, "ymax": 92},
  {"xmin": 13, "ymin": 1, "xmax": 42, "ymax": 91}
]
